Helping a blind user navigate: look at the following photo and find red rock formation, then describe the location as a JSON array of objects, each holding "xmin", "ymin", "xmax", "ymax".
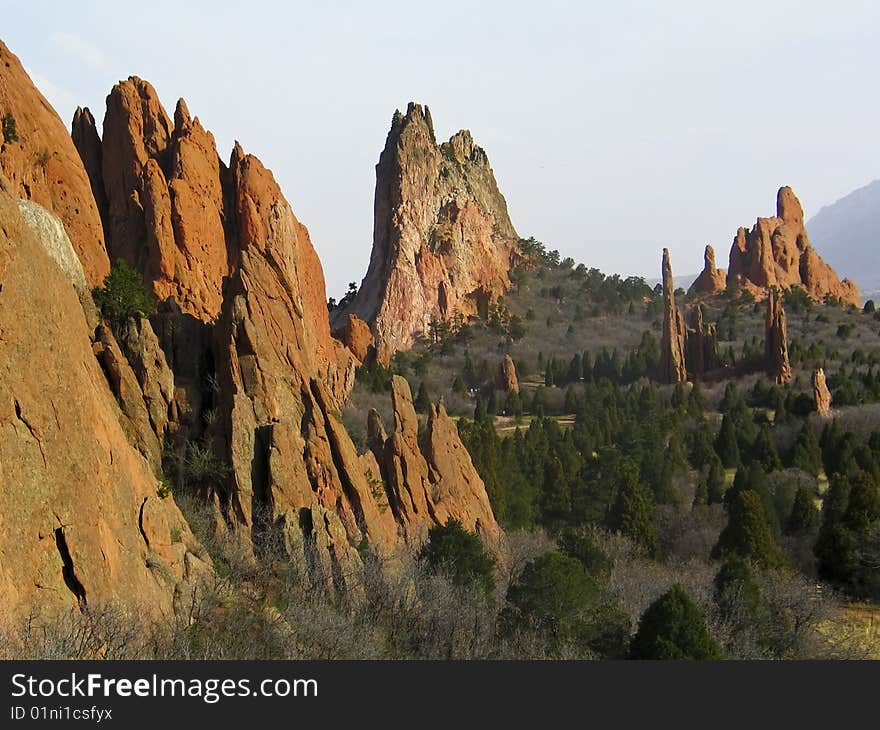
[
  {"xmin": 496, "ymin": 354, "xmax": 519, "ymax": 393},
  {"xmin": 376, "ymin": 377, "xmax": 501, "ymax": 547},
  {"xmin": 0, "ymin": 183, "xmax": 207, "ymax": 626},
  {"xmin": 813, "ymin": 368, "xmax": 832, "ymax": 418},
  {"xmin": 214, "ymin": 143, "xmax": 397, "ymax": 585},
  {"xmin": 659, "ymin": 248, "xmax": 687, "ymax": 384},
  {"xmin": 685, "ymin": 305, "xmax": 720, "ymax": 378},
  {"xmin": 689, "ymin": 245, "xmax": 726, "ymax": 296},
  {"xmin": 336, "ymin": 313, "xmax": 375, "ymax": 363},
  {"xmin": 727, "ymin": 187, "xmax": 859, "ymax": 306},
  {"xmin": 71, "ymin": 106, "xmax": 107, "ymax": 226},
  {"xmin": 333, "ymin": 103, "xmax": 520, "ymax": 363},
  {"xmin": 765, "ymin": 287, "xmax": 792, "ymax": 384},
  {"xmin": 100, "ymin": 79, "xmax": 234, "ymax": 321},
  {"xmin": 0, "ymin": 40, "xmax": 109, "ymax": 285}
]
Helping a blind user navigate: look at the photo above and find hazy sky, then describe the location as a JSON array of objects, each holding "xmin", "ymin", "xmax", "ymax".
[{"xmin": 5, "ymin": 1, "xmax": 879, "ymax": 296}]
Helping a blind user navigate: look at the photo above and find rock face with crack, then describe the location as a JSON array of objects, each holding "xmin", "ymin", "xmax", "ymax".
[
  {"xmin": 0, "ymin": 183, "xmax": 208, "ymax": 626},
  {"xmin": 332, "ymin": 103, "xmax": 520, "ymax": 363},
  {"xmin": 0, "ymin": 40, "xmax": 109, "ymax": 285},
  {"xmin": 727, "ymin": 187, "xmax": 859, "ymax": 306}
]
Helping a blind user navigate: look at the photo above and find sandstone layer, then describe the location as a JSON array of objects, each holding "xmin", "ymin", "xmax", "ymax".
[{"xmin": 332, "ymin": 103, "xmax": 520, "ymax": 363}]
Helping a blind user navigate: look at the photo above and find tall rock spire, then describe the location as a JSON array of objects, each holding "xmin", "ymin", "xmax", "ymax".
[
  {"xmin": 331, "ymin": 102, "xmax": 520, "ymax": 363},
  {"xmin": 765, "ymin": 287, "xmax": 792, "ymax": 384},
  {"xmin": 659, "ymin": 248, "xmax": 687, "ymax": 384}
]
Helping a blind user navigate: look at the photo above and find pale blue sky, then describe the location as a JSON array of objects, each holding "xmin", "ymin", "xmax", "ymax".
[{"xmin": 5, "ymin": 1, "xmax": 879, "ymax": 296}]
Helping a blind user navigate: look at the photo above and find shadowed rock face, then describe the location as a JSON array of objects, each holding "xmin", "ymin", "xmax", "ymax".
[
  {"xmin": 0, "ymin": 184, "xmax": 208, "ymax": 626},
  {"xmin": 659, "ymin": 248, "xmax": 687, "ymax": 384},
  {"xmin": 727, "ymin": 187, "xmax": 860, "ymax": 306},
  {"xmin": 333, "ymin": 103, "xmax": 519, "ymax": 363},
  {"xmin": 765, "ymin": 288, "xmax": 792, "ymax": 385},
  {"xmin": 0, "ymin": 41, "xmax": 109, "ymax": 285}
]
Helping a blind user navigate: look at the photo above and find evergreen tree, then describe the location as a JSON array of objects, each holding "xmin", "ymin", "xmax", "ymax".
[
  {"xmin": 607, "ymin": 463, "xmax": 658, "ymax": 558},
  {"xmin": 713, "ymin": 490, "xmax": 785, "ymax": 568},
  {"xmin": 715, "ymin": 414, "xmax": 741, "ymax": 469},
  {"xmin": 629, "ymin": 585, "xmax": 722, "ymax": 660},
  {"xmin": 714, "ymin": 555, "xmax": 764, "ymax": 628},
  {"xmin": 751, "ymin": 423, "xmax": 782, "ymax": 472},
  {"xmin": 790, "ymin": 422, "xmax": 822, "ymax": 477},
  {"xmin": 706, "ymin": 455, "xmax": 727, "ymax": 504},
  {"xmin": 505, "ymin": 552, "xmax": 630, "ymax": 658},
  {"xmin": 786, "ymin": 485, "xmax": 819, "ymax": 535},
  {"xmin": 420, "ymin": 519, "xmax": 495, "ymax": 595},
  {"xmin": 414, "ymin": 381, "xmax": 431, "ymax": 413}
]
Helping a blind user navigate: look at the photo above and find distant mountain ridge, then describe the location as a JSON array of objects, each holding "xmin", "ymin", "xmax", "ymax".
[{"xmin": 807, "ymin": 179, "xmax": 880, "ymax": 299}]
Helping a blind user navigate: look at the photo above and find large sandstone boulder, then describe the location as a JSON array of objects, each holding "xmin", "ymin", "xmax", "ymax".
[
  {"xmin": 0, "ymin": 40, "xmax": 109, "ymax": 285},
  {"xmin": 727, "ymin": 187, "xmax": 859, "ymax": 306},
  {"xmin": 0, "ymin": 184, "xmax": 208, "ymax": 627},
  {"xmin": 336, "ymin": 313, "xmax": 374, "ymax": 363},
  {"xmin": 332, "ymin": 103, "xmax": 520, "ymax": 363}
]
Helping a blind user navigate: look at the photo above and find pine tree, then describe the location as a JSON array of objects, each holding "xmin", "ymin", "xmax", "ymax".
[
  {"xmin": 751, "ymin": 423, "xmax": 782, "ymax": 472},
  {"xmin": 786, "ymin": 485, "xmax": 819, "ymax": 535},
  {"xmin": 715, "ymin": 414, "xmax": 740, "ymax": 469},
  {"xmin": 706, "ymin": 456, "xmax": 727, "ymax": 504},
  {"xmin": 713, "ymin": 490, "xmax": 785, "ymax": 568},
  {"xmin": 629, "ymin": 585, "xmax": 722, "ymax": 660},
  {"xmin": 790, "ymin": 422, "xmax": 822, "ymax": 477},
  {"xmin": 414, "ymin": 381, "xmax": 431, "ymax": 413},
  {"xmin": 607, "ymin": 464, "xmax": 658, "ymax": 558}
]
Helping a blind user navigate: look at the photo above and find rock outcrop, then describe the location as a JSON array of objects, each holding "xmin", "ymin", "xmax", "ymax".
[
  {"xmin": 727, "ymin": 187, "xmax": 860, "ymax": 306},
  {"xmin": 71, "ymin": 106, "xmax": 107, "ymax": 227},
  {"xmin": 659, "ymin": 248, "xmax": 688, "ymax": 384},
  {"xmin": 100, "ymin": 79, "xmax": 234, "ymax": 322},
  {"xmin": 689, "ymin": 245, "xmax": 726, "ymax": 296},
  {"xmin": 813, "ymin": 368, "xmax": 832, "ymax": 418},
  {"xmin": 496, "ymin": 354, "xmax": 519, "ymax": 393},
  {"xmin": 336, "ymin": 313, "xmax": 374, "ymax": 363},
  {"xmin": 0, "ymin": 183, "xmax": 208, "ymax": 626},
  {"xmin": 0, "ymin": 40, "xmax": 109, "ymax": 285},
  {"xmin": 373, "ymin": 377, "xmax": 501, "ymax": 547},
  {"xmin": 685, "ymin": 305, "xmax": 720, "ymax": 378},
  {"xmin": 332, "ymin": 103, "xmax": 520, "ymax": 363},
  {"xmin": 214, "ymin": 143, "xmax": 398, "ymax": 587},
  {"xmin": 765, "ymin": 287, "xmax": 792, "ymax": 384}
]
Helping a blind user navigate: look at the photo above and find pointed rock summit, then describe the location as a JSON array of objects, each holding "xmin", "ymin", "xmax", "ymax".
[
  {"xmin": 659, "ymin": 248, "xmax": 688, "ymax": 384},
  {"xmin": 332, "ymin": 103, "xmax": 520, "ymax": 363},
  {"xmin": 689, "ymin": 244, "xmax": 726, "ymax": 295},
  {"xmin": 728, "ymin": 186, "xmax": 859, "ymax": 306},
  {"xmin": 0, "ymin": 40, "xmax": 109, "ymax": 284},
  {"xmin": 99, "ymin": 77, "xmax": 234, "ymax": 321}
]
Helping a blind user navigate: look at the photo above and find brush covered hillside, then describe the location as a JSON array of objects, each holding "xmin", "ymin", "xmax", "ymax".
[{"xmin": 343, "ymin": 235, "xmax": 880, "ymax": 659}]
